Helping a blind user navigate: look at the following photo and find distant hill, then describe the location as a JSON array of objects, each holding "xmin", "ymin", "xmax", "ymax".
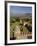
[{"xmin": 10, "ymin": 13, "xmax": 32, "ymax": 19}]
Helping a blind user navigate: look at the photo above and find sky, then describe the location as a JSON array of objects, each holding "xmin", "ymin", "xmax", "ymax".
[{"xmin": 10, "ymin": 6, "xmax": 32, "ymax": 15}]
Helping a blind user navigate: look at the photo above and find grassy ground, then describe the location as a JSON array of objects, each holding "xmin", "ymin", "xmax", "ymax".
[{"xmin": 10, "ymin": 16, "xmax": 32, "ymax": 40}]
